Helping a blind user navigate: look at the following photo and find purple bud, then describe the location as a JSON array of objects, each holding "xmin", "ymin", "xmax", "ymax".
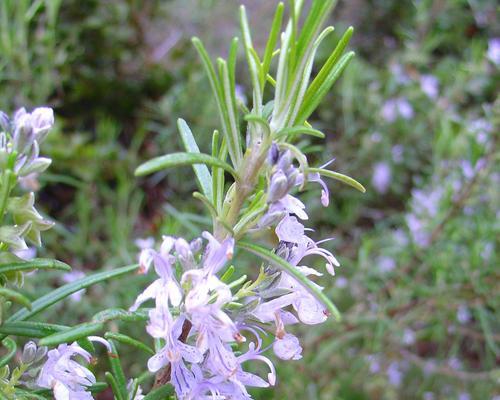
[{"xmin": 273, "ymin": 333, "xmax": 302, "ymax": 360}]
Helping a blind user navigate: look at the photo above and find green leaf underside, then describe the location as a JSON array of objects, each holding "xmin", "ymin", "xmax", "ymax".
[
  {"xmin": 38, "ymin": 322, "xmax": 104, "ymax": 346},
  {"xmin": 177, "ymin": 118, "xmax": 213, "ymax": 199},
  {"xmin": 0, "ymin": 258, "xmax": 71, "ymax": 275},
  {"xmin": 135, "ymin": 152, "xmax": 238, "ymax": 180},
  {"xmin": 0, "ymin": 288, "xmax": 32, "ymax": 309},
  {"xmin": 308, "ymin": 167, "xmax": 366, "ymax": 192},
  {"xmin": 237, "ymin": 241, "xmax": 341, "ymax": 320}
]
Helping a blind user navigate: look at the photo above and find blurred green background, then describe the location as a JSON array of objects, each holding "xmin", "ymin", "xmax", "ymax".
[{"xmin": 0, "ymin": 0, "xmax": 498, "ymax": 399}]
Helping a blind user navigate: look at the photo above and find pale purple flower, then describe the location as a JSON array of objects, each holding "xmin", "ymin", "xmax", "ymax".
[
  {"xmin": 458, "ymin": 393, "xmax": 470, "ymax": 400},
  {"xmin": 273, "ymin": 333, "xmax": 302, "ymax": 360},
  {"xmin": 381, "ymin": 98, "xmax": 414, "ymax": 122},
  {"xmin": 37, "ymin": 342, "xmax": 95, "ymax": 399},
  {"xmin": 148, "ymin": 315, "xmax": 203, "ymax": 397},
  {"xmin": 481, "ymin": 242, "xmax": 493, "ymax": 261},
  {"xmin": 448, "ymin": 357, "xmax": 462, "ymax": 370},
  {"xmin": 377, "ymin": 256, "xmax": 396, "ymax": 273},
  {"xmin": 387, "ymin": 361, "xmax": 403, "ymax": 386},
  {"xmin": 412, "ymin": 187, "xmax": 442, "ymax": 217},
  {"xmin": 402, "ymin": 329, "xmax": 416, "ymax": 345},
  {"xmin": 372, "ymin": 162, "xmax": 392, "ymax": 194},
  {"xmin": 487, "ymin": 38, "xmax": 500, "ymax": 65},
  {"xmin": 335, "ymin": 276, "xmax": 348, "ymax": 288},
  {"xmin": 276, "ymin": 215, "xmax": 339, "ymax": 275},
  {"xmin": 366, "ymin": 354, "xmax": 380, "ymax": 373},
  {"xmin": 134, "ymin": 237, "xmax": 155, "ymax": 249},
  {"xmin": 397, "ymin": 98, "xmax": 414, "ymax": 119},
  {"xmin": 456, "ymin": 304, "xmax": 471, "ymax": 324},
  {"xmin": 13, "ymin": 247, "xmax": 37, "ymax": 260},
  {"xmin": 406, "ymin": 213, "xmax": 430, "ymax": 248},
  {"xmin": 390, "ymin": 63, "xmax": 410, "ymax": 85},
  {"xmin": 420, "ymin": 75, "xmax": 439, "ymax": 99}
]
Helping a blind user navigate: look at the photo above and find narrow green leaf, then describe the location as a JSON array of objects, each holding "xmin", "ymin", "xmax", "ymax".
[
  {"xmin": 39, "ymin": 322, "xmax": 104, "ymax": 346},
  {"xmin": 92, "ymin": 307, "xmax": 149, "ymax": 324},
  {"xmin": 7, "ymin": 264, "xmax": 139, "ymax": 324},
  {"xmin": 143, "ymin": 384, "xmax": 175, "ymax": 400},
  {"xmin": 218, "ymin": 59, "xmax": 243, "ymax": 164},
  {"xmin": 308, "ymin": 167, "xmax": 366, "ymax": 193},
  {"xmin": 192, "ymin": 37, "xmax": 242, "ymax": 166},
  {"xmin": 240, "ymin": 5, "xmax": 263, "ymax": 113},
  {"xmin": 244, "ymin": 114, "xmax": 271, "ymax": 137},
  {"xmin": 0, "ymin": 258, "xmax": 71, "ymax": 275},
  {"xmin": 262, "ymin": 2, "xmax": 284, "ymax": 87},
  {"xmin": 0, "ymin": 321, "xmax": 67, "ymax": 338},
  {"xmin": 135, "ymin": 152, "xmax": 238, "ymax": 181},
  {"xmin": 296, "ymin": 0, "xmax": 335, "ymax": 61},
  {"xmin": 296, "ymin": 51, "xmax": 354, "ymax": 124},
  {"xmin": 0, "ymin": 288, "xmax": 31, "ymax": 310},
  {"xmin": 0, "ymin": 337, "xmax": 16, "ymax": 367},
  {"xmin": 105, "ymin": 372, "xmax": 125, "ymax": 400},
  {"xmin": 105, "ymin": 332, "xmax": 154, "ymax": 356},
  {"xmin": 107, "ymin": 340, "xmax": 128, "ymax": 399},
  {"xmin": 193, "ymin": 192, "xmax": 218, "ymax": 220},
  {"xmin": 238, "ymin": 241, "xmax": 341, "ymax": 320},
  {"xmin": 220, "ymin": 265, "xmax": 235, "ymax": 283},
  {"xmin": 274, "ymin": 126, "xmax": 325, "ymax": 140},
  {"xmin": 306, "ymin": 26, "xmax": 353, "ymax": 104},
  {"xmin": 177, "ymin": 119, "xmax": 213, "ymax": 199}
]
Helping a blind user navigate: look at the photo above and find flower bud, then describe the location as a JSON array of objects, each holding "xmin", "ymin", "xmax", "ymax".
[
  {"xmin": 21, "ymin": 341, "xmax": 38, "ymax": 364},
  {"xmin": 273, "ymin": 333, "xmax": 303, "ymax": 360},
  {"xmin": 12, "ymin": 113, "xmax": 34, "ymax": 153},
  {"xmin": 267, "ymin": 171, "xmax": 289, "ymax": 203},
  {"xmin": 18, "ymin": 157, "xmax": 52, "ymax": 176},
  {"xmin": 31, "ymin": 107, "xmax": 54, "ymax": 142},
  {"xmin": 0, "ymin": 111, "xmax": 9, "ymax": 132}
]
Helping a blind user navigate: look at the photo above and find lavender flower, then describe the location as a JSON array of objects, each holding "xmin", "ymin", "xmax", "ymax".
[
  {"xmin": 37, "ymin": 342, "xmax": 96, "ymax": 399},
  {"xmin": 381, "ymin": 98, "xmax": 414, "ymax": 122},
  {"xmin": 372, "ymin": 162, "xmax": 392, "ymax": 194},
  {"xmin": 487, "ymin": 38, "xmax": 500, "ymax": 65},
  {"xmin": 420, "ymin": 74, "xmax": 439, "ymax": 99},
  {"xmin": 386, "ymin": 361, "xmax": 403, "ymax": 387}
]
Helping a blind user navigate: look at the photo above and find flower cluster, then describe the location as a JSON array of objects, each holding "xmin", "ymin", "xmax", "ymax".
[
  {"xmin": 0, "ymin": 108, "xmax": 54, "ymax": 270},
  {"xmin": 132, "ymin": 144, "xmax": 341, "ymax": 399}
]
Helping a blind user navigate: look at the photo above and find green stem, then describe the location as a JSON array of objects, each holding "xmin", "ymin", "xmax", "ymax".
[{"xmin": 216, "ymin": 137, "xmax": 270, "ymax": 240}]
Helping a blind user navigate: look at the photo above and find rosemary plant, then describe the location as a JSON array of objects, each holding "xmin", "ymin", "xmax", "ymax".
[{"xmin": 0, "ymin": 1, "xmax": 364, "ymax": 398}]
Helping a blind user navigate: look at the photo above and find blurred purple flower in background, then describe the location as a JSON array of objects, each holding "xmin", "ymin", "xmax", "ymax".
[
  {"xmin": 372, "ymin": 162, "xmax": 392, "ymax": 194},
  {"xmin": 381, "ymin": 98, "xmax": 414, "ymax": 122},
  {"xmin": 420, "ymin": 75, "xmax": 439, "ymax": 99},
  {"xmin": 456, "ymin": 304, "xmax": 471, "ymax": 324},
  {"xmin": 386, "ymin": 362, "xmax": 403, "ymax": 386},
  {"xmin": 487, "ymin": 38, "xmax": 500, "ymax": 65}
]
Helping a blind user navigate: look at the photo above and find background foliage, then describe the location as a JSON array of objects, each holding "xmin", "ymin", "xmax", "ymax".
[{"xmin": 0, "ymin": 0, "xmax": 498, "ymax": 399}]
